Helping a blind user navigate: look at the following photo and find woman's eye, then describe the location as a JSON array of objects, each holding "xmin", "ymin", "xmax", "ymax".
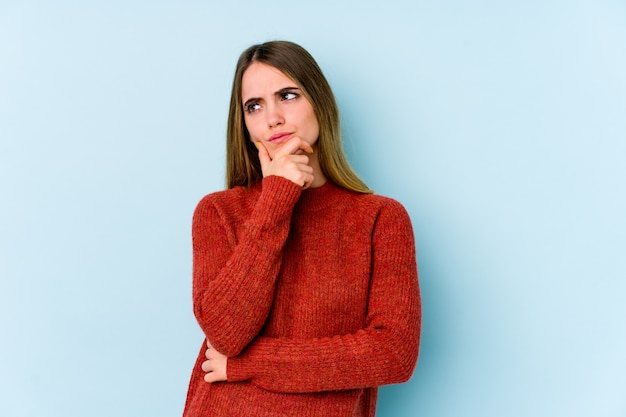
[
  {"xmin": 281, "ymin": 92, "xmax": 298, "ymax": 101},
  {"xmin": 246, "ymin": 103, "xmax": 261, "ymax": 113}
]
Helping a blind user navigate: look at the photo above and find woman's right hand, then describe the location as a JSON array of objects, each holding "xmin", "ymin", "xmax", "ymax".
[{"xmin": 256, "ymin": 137, "xmax": 315, "ymax": 189}]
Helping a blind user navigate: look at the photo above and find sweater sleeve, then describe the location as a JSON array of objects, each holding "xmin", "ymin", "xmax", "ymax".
[
  {"xmin": 192, "ymin": 176, "xmax": 303, "ymax": 357},
  {"xmin": 226, "ymin": 200, "xmax": 421, "ymax": 393}
]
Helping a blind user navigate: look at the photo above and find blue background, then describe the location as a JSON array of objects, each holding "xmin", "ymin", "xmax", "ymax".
[{"xmin": 1, "ymin": 1, "xmax": 625, "ymax": 416}]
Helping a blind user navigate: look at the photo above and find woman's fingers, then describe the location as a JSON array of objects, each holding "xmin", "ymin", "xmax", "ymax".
[
  {"xmin": 274, "ymin": 157, "xmax": 313, "ymax": 187},
  {"xmin": 257, "ymin": 137, "xmax": 315, "ymax": 187},
  {"xmin": 202, "ymin": 360, "xmax": 222, "ymax": 383},
  {"xmin": 201, "ymin": 359, "xmax": 211, "ymax": 372},
  {"xmin": 296, "ymin": 161, "xmax": 314, "ymax": 172},
  {"xmin": 202, "ymin": 345, "xmax": 228, "ymax": 383},
  {"xmin": 204, "ymin": 371, "xmax": 223, "ymax": 383},
  {"xmin": 273, "ymin": 136, "xmax": 313, "ymax": 158}
]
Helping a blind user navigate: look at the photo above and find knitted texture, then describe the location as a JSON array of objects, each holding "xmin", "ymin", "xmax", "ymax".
[{"xmin": 183, "ymin": 175, "xmax": 421, "ymax": 417}]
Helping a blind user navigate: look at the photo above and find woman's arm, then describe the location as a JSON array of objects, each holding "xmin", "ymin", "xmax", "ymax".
[
  {"xmin": 224, "ymin": 200, "xmax": 421, "ymax": 392},
  {"xmin": 194, "ymin": 139, "xmax": 316, "ymax": 357},
  {"xmin": 192, "ymin": 176, "xmax": 302, "ymax": 357}
]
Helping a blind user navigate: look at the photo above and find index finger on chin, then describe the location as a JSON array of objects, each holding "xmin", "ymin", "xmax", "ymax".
[{"xmin": 274, "ymin": 136, "xmax": 307, "ymax": 157}]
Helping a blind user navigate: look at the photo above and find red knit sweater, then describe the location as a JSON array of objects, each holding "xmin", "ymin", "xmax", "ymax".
[{"xmin": 183, "ymin": 176, "xmax": 421, "ymax": 417}]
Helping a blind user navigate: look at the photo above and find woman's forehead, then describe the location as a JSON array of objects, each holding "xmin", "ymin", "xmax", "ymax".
[{"xmin": 241, "ymin": 62, "xmax": 297, "ymax": 99}]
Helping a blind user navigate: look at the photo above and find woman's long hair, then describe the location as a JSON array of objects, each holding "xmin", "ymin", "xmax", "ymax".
[{"xmin": 226, "ymin": 40, "xmax": 371, "ymax": 193}]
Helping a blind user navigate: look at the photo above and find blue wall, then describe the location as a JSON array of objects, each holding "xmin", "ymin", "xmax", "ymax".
[{"xmin": 1, "ymin": 1, "xmax": 625, "ymax": 416}]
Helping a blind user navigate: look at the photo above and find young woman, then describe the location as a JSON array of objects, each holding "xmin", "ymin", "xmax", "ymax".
[{"xmin": 183, "ymin": 40, "xmax": 421, "ymax": 417}]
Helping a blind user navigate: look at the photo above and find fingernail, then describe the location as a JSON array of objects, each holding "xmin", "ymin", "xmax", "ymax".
[{"xmin": 254, "ymin": 142, "xmax": 260, "ymax": 149}]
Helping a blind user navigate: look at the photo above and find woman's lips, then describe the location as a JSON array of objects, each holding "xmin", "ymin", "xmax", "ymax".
[{"xmin": 268, "ymin": 132, "xmax": 293, "ymax": 143}]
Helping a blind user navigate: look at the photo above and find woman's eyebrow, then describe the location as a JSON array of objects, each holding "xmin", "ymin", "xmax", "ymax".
[
  {"xmin": 277, "ymin": 86, "xmax": 299, "ymax": 92},
  {"xmin": 243, "ymin": 97, "xmax": 259, "ymax": 107},
  {"xmin": 243, "ymin": 87, "xmax": 301, "ymax": 107}
]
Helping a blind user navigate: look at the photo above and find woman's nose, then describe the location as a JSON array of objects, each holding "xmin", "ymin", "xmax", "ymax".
[{"xmin": 266, "ymin": 104, "xmax": 284, "ymax": 127}]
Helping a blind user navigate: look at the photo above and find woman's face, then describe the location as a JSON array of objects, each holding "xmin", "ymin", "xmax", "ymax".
[{"xmin": 241, "ymin": 62, "xmax": 319, "ymax": 159}]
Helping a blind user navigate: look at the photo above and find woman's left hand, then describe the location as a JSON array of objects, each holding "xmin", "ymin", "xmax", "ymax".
[{"xmin": 202, "ymin": 339, "xmax": 228, "ymax": 383}]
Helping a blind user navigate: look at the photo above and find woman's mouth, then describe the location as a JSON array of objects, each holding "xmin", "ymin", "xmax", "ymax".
[{"xmin": 268, "ymin": 132, "xmax": 293, "ymax": 143}]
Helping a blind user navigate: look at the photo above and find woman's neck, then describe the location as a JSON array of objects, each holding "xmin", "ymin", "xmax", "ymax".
[{"xmin": 308, "ymin": 150, "xmax": 327, "ymax": 188}]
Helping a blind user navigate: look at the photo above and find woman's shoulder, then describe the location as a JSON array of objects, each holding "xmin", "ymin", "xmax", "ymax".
[
  {"xmin": 347, "ymin": 192, "xmax": 415, "ymax": 240},
  {"xmin": 194, "ymin": 185, "xmax": 260, "ymax": 219},
  {"xmin": 330, "ymin": 187, "xmax": 412, "ymax": 228},
  {"xmin": 344, "ymin": 188, "xmax": 408, "ymax": 214},
  {"xmin": 197, "ymin": 185, "xmax": 249, "ymax": 204}
]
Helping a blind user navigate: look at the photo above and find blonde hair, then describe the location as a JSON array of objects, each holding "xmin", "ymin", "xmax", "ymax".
[{"xmin": 226, "ymin": 40, "xmax": 372, "ymax": 193}]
